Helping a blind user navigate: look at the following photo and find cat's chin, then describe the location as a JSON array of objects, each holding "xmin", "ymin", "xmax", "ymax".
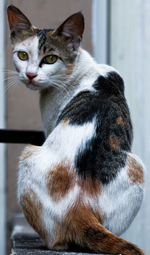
[
  {"xmin": 21, "ymin": 80, "xmax": 43, "ymax": 91},
  {"xmin": 25, "ymin": 83, "xmax": 42, "ymax": 90}
]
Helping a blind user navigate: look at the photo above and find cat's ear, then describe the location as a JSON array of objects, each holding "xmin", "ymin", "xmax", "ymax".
[
  {"xmin": 7, "ymin": 5, "xmax": 34, "ymax": 42},
  {"xmin": 53, "ymin": 12, "xmax": 84, "ymax": 51}
]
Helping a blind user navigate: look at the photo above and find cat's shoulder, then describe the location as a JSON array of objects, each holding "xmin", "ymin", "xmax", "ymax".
[{"xmin": 97, "ymin": 64, "xmax": 125, "ymax": 95}]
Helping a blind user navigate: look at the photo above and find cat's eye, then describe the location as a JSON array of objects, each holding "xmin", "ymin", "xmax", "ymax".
[
  {"xmin": 17, "ymin": 51, "xmax": 28, "ymax": 61},
  {"xmin": 41, "ymin": 55, "xmax": 58, "ymax": 65}
]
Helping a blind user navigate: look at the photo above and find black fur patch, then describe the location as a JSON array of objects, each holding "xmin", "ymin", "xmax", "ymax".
[
  {"xmin": 95, "ymin": 71, "xmax": 125, "ymax": 95},
  {"xmin": 58, "ymin": 72, "xmax": 133, "ymax": 184}
]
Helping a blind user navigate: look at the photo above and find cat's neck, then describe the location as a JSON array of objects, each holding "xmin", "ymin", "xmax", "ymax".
[{"xmin": 40, "ymin": 49, "xmax": 100, "ymax": 136}]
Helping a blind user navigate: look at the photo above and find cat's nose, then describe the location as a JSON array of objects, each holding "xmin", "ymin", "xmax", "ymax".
[{"xmin": 26, "ymin": 72, "xmax": 37, "ymax": 80}]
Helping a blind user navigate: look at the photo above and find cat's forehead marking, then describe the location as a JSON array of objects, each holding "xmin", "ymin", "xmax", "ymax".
[{"xmin": 37, "ymin": 29, "xmax": 54, "ymax": 52}]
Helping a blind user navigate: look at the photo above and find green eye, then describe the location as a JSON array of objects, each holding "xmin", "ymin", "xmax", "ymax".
[
  {"xmin": 17, "ymin": 51, "xmax": 28, "ymax": 61},
  {"xmin": 43, "ymin": 55, "xmax": 58, "ymax": 64}
]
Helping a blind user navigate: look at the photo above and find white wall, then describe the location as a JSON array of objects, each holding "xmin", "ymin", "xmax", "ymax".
[
  {"xmin": 0, "ymin": 0, "xmax": 6, "ymax": 254},
  {"xmin": 110, "ymin": 1, "xmax": 149, "ymax": 254},
  {"xmin": 93, "ymin": 0, "xmax": 149, "ymax": 254}
]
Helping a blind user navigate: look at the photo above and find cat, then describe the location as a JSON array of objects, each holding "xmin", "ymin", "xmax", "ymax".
[{"xmin": 7, "ymin": 5, "xmax": 145, "ymax": 255}]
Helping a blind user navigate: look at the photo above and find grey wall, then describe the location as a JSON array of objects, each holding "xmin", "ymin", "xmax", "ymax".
[{"xmin": 110, "ymin": 0, "xmax": 150, "ymax": 253}]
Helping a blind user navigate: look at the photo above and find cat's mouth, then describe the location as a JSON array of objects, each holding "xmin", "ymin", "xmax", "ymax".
[
  {"xmin": 27, "ymin": 83, "xmax": 40, "ymax": 90},
  {"xmin": 22, "ymin": 78, "xmax": 42, "ymax": 90}
]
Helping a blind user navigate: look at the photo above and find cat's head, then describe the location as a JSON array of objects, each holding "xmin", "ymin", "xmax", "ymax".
[{"xmin": 7, "ymin": 5, "xmax": 84, "ymax": 90}]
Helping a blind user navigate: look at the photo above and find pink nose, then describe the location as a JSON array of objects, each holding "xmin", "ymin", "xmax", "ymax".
[{"xmin": 26, "ymin": 72, "xmax": 37, "ymax": 80}]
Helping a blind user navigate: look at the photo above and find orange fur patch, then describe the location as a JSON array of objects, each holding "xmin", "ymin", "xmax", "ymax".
[
  {"xmin": 109, "ymin": 135, "xmax": 120, "ymax": 150},
  {"xmin": 52, "ymin": 200, "xmax": 103, "ymax": 250},
  {"xmin": 78, "ymin": 177, "xmax": 101, "ymax": 196},
  {"xmin": 20, "ymin": 189, "xmax": 48, "ymax": 244},
  {"xmin": 46, "ymin": 161, "xmax": 76, "ymax": 202},
  {"xmin": 62, "ymin": 119, "xmax": 70, "ymax": 126},
  {"xmin": 65, "ymin": 64, "xmax": 75, "ymax": 75},
  {"xmin": 116, "ymin": 116, "xmax": 126, "ymax": 125},
  {"xmin": 20, "ymin": 145, "xmax": 39, "ymax": 160},
  {"xmin": 127, "ymin": 155, "xmax": 144, "ymax": 184},
  {"xmin": 52, "ymin": 199, "xmax": 145, "ymax": 254}
]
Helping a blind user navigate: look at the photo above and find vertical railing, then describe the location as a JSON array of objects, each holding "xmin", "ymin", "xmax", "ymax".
[
  {"xmin": 92, "ymin": 0, "xmax": 110, "ymax": 64},
  {"xmin": 0, "ymin": 0, "xmax": 6, "ymax": 255}
]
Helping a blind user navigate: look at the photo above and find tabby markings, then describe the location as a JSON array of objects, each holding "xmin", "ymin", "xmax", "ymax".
[{"xmin": 20, "ymin": 189, "xmax": 48, "ymax": 244}]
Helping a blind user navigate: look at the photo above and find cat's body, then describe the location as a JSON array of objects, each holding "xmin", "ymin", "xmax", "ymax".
[{"xmin": 8, "ymin": 5, "xmax": 145, "ymax": 255}]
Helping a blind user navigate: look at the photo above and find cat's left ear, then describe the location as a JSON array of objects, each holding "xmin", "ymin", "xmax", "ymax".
[
  {"xmin": 53, "ymin": 12, "xmax": 84, "ymax": 51},
  {"xmin": 7, "ymin": 5, "xmax": 34, "ymax": 42}
]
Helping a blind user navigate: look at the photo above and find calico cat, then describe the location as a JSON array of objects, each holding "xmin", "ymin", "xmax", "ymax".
[{"xmin": 7, "ymin": 5, "xmax": 145, "ymax": 255}]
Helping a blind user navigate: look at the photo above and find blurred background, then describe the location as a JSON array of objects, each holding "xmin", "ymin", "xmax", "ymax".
[{"xmin": 0, "ymin": 0, "xmax": 149, "ymax": 254}]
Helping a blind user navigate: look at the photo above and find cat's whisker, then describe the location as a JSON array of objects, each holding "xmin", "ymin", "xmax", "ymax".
[
  {"xmin": 4, "ymin": 70, "xmax": 17, "ymax": 73},
  {"xmin": 4, "ymin": 76, "xmax": 18, "ymax": 81},
  {"xmin": 50, "ymin": 83, "xmax": 63, "ymax": 91},
  {"xmin": 5, "ymin": 77, "xmax": 18, "ymax": 94},
  {"xmin": 50, "ymin": 80, "xmax": 68, "ymax": 94},
  {"xmin": 4, "ymin": 69, "xmax": 18, "ymax": 76}
]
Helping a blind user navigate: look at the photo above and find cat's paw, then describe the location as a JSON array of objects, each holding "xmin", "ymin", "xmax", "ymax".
[
  {"xmin": 52, "ymin": 241, "xmax": 69, "ymax": 251},
  {"xmin": 20, "ymin": 144, "xmax": 40, "ymax": 161}
]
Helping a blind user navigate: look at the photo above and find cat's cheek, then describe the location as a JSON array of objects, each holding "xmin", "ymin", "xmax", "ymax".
[
  {"xmin": 12, "ymin": 58, "xmax": 20, "ymax": 73},
  {"xmin": 42, "ymin": 59, "xmax": 64, "ymax": 76},
  {"xmin": 13, "ymin": 55, "xmax": 28, "ymax": 78}
]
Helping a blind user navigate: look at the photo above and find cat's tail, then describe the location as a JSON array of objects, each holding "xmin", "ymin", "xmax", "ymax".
[
  {"xmin": 63, "ymin": 206, "xmax": 145, "ymax": 255},
  {"xmin": 82, "ymin": 222, "xmax": 145, "ymax": 255}
]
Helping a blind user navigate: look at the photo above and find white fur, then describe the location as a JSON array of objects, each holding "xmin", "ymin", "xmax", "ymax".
[{"xmin": 98, "ymin": 153, "xmax": 144, "ymax": 236}]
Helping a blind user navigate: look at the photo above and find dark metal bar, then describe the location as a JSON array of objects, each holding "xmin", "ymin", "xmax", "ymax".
[{"xmin": 0, "ymin": 129, "xmax": 45, "ymax": 146}]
